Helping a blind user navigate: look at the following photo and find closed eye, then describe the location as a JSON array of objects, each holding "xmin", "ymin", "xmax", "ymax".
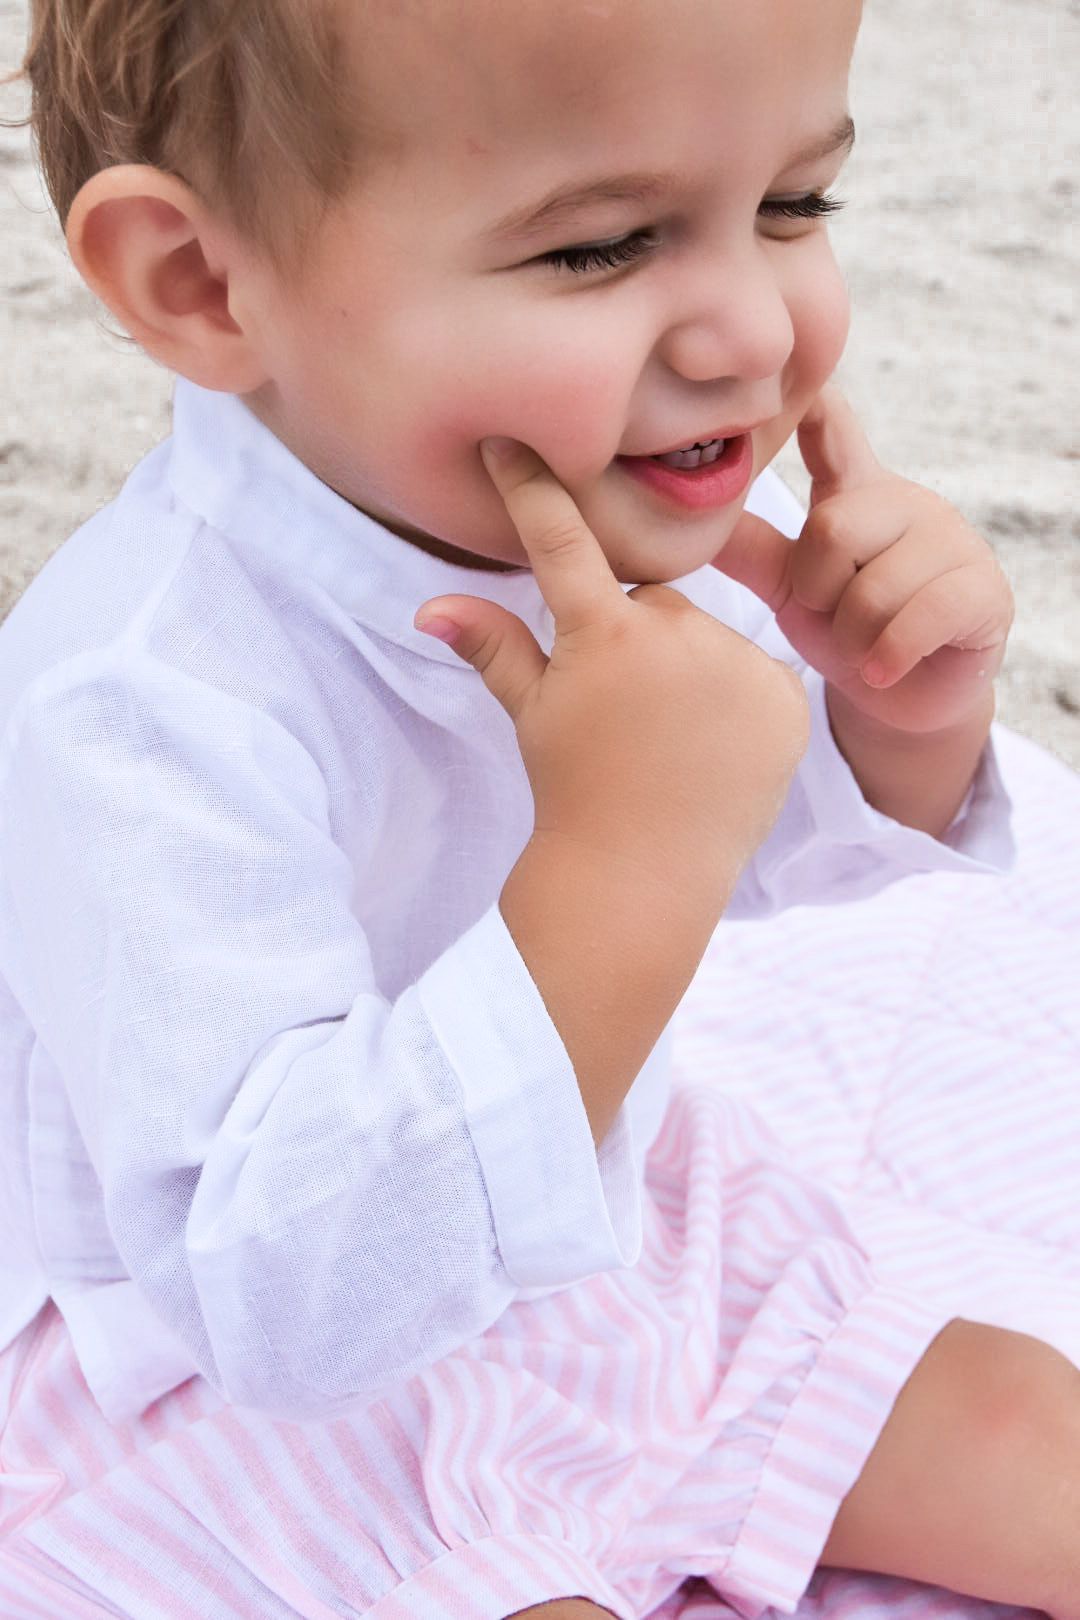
[
  {"xmin": 537, "ymin": 230, "xmax": 659, "ymax": 275},
  {"xmin": 536, "ymin": 191, "xmax": 846, "ymax": 275},
  {"xmin": 759, "ymin": 190, "xmax": 846, "ymax": 222}
]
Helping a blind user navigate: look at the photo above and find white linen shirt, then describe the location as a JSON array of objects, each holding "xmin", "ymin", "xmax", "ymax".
[{"xmin": 0, "ymin": 381, "xmax": 1012, "ymax": 1424}]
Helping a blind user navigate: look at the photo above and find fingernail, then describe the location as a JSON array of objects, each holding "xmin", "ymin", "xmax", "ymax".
[
  {"xmin": 862, "ymin": 659, "xmax": 888, "ymax": 687},
  {"xmin": 480, "ymin": 437, "xmax": 516, "ymax": 467},
  {"xmin": 414, "ymin": 613, "xmax": 460, "ymax": 646}
]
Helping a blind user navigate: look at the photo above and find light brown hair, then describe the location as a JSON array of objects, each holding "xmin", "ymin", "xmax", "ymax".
[{"xmin": 6, "ymin": 0, "xmax": 370, "ymax": 274}]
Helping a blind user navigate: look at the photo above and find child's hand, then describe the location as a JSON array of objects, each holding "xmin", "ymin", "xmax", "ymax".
[
  {"xmin": 716, "ymin": 386, "xmax": 1015, "ymax": 738},
  {"xmin": 416, "ymin": 438, "xmax": 810, "ymax": 896},
  {"xmin": 417, "ymin": 441, "xmax": 812, "ymax": 1143}
]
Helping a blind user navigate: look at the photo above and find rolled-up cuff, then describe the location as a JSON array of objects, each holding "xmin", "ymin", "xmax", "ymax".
[
  {"xmin": 795, "ymin": 677, "xmax": 1015, "ymax": 881},
  {"xmin": 418, "ymin": 902, "xmax": 642, "ymax": 1289}
]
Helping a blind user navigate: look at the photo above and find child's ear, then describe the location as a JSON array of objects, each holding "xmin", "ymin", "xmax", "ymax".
[{"xmin": 65, "ymin": 166, "xmax": 269, "ymax": 394}]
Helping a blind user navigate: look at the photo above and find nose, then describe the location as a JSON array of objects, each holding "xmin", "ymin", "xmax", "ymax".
[{"xmin": 657, "ymin": 239, "xmax": 795, "ymax": 386}]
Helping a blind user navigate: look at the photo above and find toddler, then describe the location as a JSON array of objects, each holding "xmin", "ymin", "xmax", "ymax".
[{"xmin": 2, "ymin": 0, "xmax": 1079, "ymax": 1617}]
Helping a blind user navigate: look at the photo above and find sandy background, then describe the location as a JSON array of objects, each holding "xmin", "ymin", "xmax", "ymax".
[{"xmin": 1, "ymin": 0, "xmax": 1078, "ymax": 767}]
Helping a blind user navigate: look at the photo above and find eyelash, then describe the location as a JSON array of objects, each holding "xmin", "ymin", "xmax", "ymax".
[{"xmin": 539, "ymin": 191, "xmax": 846, "ymax": 274}]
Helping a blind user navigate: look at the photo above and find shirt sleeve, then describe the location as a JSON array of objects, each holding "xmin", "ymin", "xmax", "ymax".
[
  {"xmin": 0, "ymin": 648, "xmax": 640, "ymax": 1419},
  {"xmin": 701, "ymin": 470, "xmax": 1016, "ymax": 918}
]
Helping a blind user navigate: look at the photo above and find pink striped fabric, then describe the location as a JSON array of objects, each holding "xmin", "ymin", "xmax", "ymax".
[
  {"xmin": 2, "ymin": 729, "xmax": 1078, "ymax": 1620},
  {"xmin": 0, "ymin": 1097, "xmax": 946, "ymax": 1620},
  {"xmin": 675, "ymin": 726, "xmax": 1080, "ymax": 1366}
]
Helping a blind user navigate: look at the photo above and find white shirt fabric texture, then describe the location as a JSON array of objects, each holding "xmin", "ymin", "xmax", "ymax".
[{"xmin": 0, "ymin": 380, "xmax": 1013, "ymax": 1426}]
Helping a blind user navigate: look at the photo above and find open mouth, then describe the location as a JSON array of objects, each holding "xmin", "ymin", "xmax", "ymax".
[
  {"xmin": 646, "ymin": 438, "xmax": 729, "ymax": 470},
  {"xmin": 615, "ymin": 432, "xmax": 754, "ymax": 511}
]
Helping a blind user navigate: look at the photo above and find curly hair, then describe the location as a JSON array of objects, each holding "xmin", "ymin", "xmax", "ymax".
[{"xmin": 6, "ymin": 0, "xmax": 370, "ymax": 273}]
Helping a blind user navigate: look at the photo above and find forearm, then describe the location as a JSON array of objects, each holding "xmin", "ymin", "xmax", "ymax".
[
  {"xmin": 500, "ymin": 831, "xmax": 736, "ymax": 1147},
  {"xmin": 826, "ymin": 683, "xmax": 995, "ymax": 839}
]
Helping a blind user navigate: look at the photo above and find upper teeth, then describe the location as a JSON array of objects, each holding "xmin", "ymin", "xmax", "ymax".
[{"xmin": 654, "ymin": 438, "xmax": 725, "ymax": 469}]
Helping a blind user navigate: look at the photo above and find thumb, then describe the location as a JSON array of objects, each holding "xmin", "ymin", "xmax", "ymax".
[
  {"xmin": 414, "ymin": 595, "xmax": 548, "ymax": 722},
  {"xmin": 711, "ymin": 508, "xmax": 794, "ymax": 613}
]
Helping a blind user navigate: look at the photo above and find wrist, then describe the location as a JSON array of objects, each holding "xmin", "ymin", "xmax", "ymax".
[
  {"xmin": 825, "ymin": 683, "xmax": 995, "ymax": 837},
  {"xmin": 825, "ymin": 682, "xmax": 996, "ymax": 754}
]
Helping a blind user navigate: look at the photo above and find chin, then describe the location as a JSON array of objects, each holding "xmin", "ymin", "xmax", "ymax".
[{"xmin": 603, "ymin": 539, "xmax": 721, "ymax": 587}]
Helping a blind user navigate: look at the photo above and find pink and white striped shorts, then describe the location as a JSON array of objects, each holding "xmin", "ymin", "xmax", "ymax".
[{"xmin": 0, "ymin": 1082, "xmax": 946, "ymax": 1620}]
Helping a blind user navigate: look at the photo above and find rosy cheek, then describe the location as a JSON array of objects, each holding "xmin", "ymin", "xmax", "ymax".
[
  {"xmin": 795, "ymin": 259, "xmax": 851, "ymax": 385},
  {"xmin": 754, "ymin": 268, "xmax": 850, "ymax": 465},
  {"xmin": 441, "ymin": 366, "xmax": 624, "ymax": 485}
]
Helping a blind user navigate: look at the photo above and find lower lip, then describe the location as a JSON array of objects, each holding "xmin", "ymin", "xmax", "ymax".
[{"xmin": 615, "ymin": 433, "xmax": 754, "ymax": 511}]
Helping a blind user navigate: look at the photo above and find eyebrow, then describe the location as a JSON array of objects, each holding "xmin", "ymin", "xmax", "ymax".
[{"xmin": 484, "ymin": 115, "xmax": 856, "ymax": 244}]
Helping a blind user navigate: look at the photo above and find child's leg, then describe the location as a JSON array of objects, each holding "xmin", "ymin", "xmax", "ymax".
[
  {"xmin": 821, "ymin": 1318, "xmax": 1080, "ymax": 1618},
  {"xmin": 506, "ymin": 1604, "xmax": 618, "ymax": 1619}
]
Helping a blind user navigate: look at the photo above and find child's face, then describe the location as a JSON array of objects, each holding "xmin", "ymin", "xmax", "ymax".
[{"xmin": 240, "ymin": 0, "xmax": 861, "ymax": 581}]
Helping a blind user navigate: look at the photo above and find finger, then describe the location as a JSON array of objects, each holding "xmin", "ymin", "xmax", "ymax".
[
  {"xmin": 826, "ymin": 528, "xmax": 947, "ymax": 667},
  {"xmin": 480, "ymin": 438, "xmax": 626, "ymax": 634},
  {"xmin": 859, "ymin": 565, "xmax": 1008, "ymax": 688},
  {"xmin": 415, "ymin": 595, "xmax": 547, "ymax": 722},
  {"xmin": 625, "ymin": 581, "xmax": 699, "ymax": 614},
  {"xmin": 790, "ymin": 483, "xmax": 908, "ymax": 613},
  {"xmin": 797, "ymin": 385, "xmax": 884, "ymax": 503},
  {"xmin": 710, "ymin": 508, "xmax": 795, "ymax": 613}
]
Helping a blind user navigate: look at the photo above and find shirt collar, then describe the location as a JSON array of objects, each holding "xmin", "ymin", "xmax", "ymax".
[{"xmin": 166, "ymin": 378, "xmax": 555, "ymax": 665}]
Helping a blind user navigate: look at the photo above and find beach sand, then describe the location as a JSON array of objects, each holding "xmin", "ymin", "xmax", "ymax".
[{"xmin": 2, "ymin": 0, "xmax": 1077, "ymax": 766}]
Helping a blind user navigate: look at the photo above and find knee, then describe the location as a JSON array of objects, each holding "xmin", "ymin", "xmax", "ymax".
[
  {"xmin": 503, "ymin": 1603, "xmax": 621, "ymax": 1620},
  {"xmin": 956, "ymin": 1321, "xmax": 1080, "ymax": 1452},
  {"xmin": 951, "ymin": 1322, "xmax": 1080, "ymax": 1609}
]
